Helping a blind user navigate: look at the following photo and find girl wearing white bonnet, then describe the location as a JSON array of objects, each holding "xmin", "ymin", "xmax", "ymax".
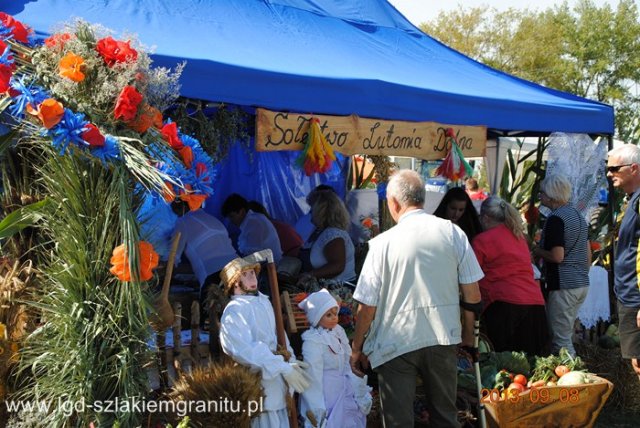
[{"xmin": 298, "ymin": 289, "xmax": 371, "ymax": 427}]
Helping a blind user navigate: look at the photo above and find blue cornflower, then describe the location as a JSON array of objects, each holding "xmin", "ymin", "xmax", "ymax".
[
  {"xmin": 92, "ymin": 135, "xmax": 120, "ymax": 165},
  {"xmin": 49, "ymin": 109, "xmax": 88, "ymax": 154},
  {"xmin": 9, "ymin": 77, "xmax": 48, "ymax": 118},
  {"xmin": 0, "ymin": 41, "xmax": 13, "ymax": 66}
]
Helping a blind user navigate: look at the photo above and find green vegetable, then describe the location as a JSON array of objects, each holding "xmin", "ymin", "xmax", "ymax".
[
  {"xmin": 530, "ymin": 348, "xmax": 587, "ymax": 382},
  {"xmin": 494, "ymin": 370, "xmax": 513, "ymax": 390},
  {"xmin": 493, "ymin": 351, "xmax": 531, "ymax": 376},
  {"xmin": 557, "ymin": 371, "xmax": 587, "ymax": 386}
]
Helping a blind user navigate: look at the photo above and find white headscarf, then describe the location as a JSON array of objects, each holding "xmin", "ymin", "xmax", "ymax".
[{"xmin": 298, "ymin": 288, "xmax": 338, "ymax": 327}]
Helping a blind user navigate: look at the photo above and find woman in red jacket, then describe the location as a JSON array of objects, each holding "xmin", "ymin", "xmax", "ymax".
[{"xmin": 472, "ymin": 196, "xmax": 548, "ymax": 355}]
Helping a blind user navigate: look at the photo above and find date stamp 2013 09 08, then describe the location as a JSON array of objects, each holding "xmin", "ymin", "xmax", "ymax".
[{"xmin": 481, "ymin": 387, "xmax": 581, "ymax": 404}]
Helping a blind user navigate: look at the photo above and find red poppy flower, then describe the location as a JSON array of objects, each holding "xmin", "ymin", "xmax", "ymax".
[
  {"xmin": 96, "ymin": 36, "xmax": 138, "ymax": 67},
  {"xmin": 590, "ymin": 241, "xmax": 602, "ymax": 252},
  {"xmin": 160, "ymin": 122, "xmax": 184, "ymax": 150},
  {"xmin": 0, "ymin": 13, "xmax": 32, "ymax": 44},
  {"xmin": 362, "ymin": 217, "xmax": 374, "ymax": 229},
  {"xmin": 0, "ymin": 63, "xmax": 12, "ymax": 93},
  {"xmin": 114, "ymin": 85, "xmax": 143, "ymax": 122},
  {"xmin": 195, "ymin": 162, "xmax": 207, "ymax": 178},
  {"xmin": 44, "ymin": 33, "xmax": 72, "ymax": 50},
  {"xmin": 109, "ymin": 241, "xmax": 159, "ymax": 282},
  {"xmin": 26, "ymin": 98, "xmax": 64, "ymax": 129},
  {"xmin": 0, "ymin": 39, "xmax": 8, "ymax": 57},
  {"xmin": 82, "ymin": 123, "xmax": 105, "ymax": 147},
  {"xmin": 58, "ymin": 52, "xmax": 86, "ymax": 82}
]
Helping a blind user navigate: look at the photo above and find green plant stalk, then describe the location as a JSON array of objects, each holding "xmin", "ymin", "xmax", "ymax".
[{"xmin": 16, "ymin": 149, "xmax": 152, "ymax": 427}]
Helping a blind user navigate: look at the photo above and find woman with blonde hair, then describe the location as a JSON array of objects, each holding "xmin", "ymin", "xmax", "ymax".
[
  {"xmin": 533, "ymin": 174, "xmax": 590, "ymax": 357},
  {"xmin": 301, "ymin": 191, "xmax": 356, "ymax": 282},
  {"xmin": 472, "ymin": 196, "xmax": 548, "ymax": 355}
]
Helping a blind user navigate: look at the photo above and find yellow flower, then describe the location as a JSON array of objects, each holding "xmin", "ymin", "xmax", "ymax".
[{"xmin": 59, "ymin": 52, "xmax": 86, "ymax": 82}]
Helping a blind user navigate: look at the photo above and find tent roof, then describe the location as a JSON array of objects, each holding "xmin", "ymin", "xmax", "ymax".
[{"xmin": 8, "ymin": 0, "xmax": 614, "ymax": 135}]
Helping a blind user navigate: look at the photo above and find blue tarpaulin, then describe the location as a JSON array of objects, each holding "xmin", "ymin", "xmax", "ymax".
[{"xmin": 7, "ymin": 0, "xmax": 614, "ymax": 135}]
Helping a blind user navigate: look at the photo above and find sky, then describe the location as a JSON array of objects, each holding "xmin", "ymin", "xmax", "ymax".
[{"xmin": 388, "ymin": 0, "xmax": 625, "ymax": 26}]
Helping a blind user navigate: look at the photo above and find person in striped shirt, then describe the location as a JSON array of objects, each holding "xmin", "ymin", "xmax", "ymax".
[{"xmin": 533, "ymin": 174, "xmax": 591, "ymax": 357}]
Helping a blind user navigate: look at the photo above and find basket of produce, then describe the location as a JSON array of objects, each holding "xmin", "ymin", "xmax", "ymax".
[{"xmin": 480, "ymin": 349, "xmax": 613, "ymax": 427}]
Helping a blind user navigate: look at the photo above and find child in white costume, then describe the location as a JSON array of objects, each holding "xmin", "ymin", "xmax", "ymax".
[
  {"xmin": 220, "ymin": 257, "xmax": 310, "ymax": 428},
  {"xmin": 298, "ymin": 289, "xmax": 372, "ymax": 428}
]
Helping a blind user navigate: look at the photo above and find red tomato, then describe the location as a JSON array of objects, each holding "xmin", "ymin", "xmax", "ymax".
[
  {"xmin": 508, "ymin": 382, "xmax": 525, "ymax": 393},
  {"xmin": 514, "ymin": 374, "xmax": 527, "ymax": 386}
]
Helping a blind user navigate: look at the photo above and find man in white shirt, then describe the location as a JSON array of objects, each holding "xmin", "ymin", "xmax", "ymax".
[
  {"xmin": 221, "ymin": 193, "xmax": 283, "ymax": 263},
  {"xmin": 172, "ymin": 200, "xmax": 238, "ymax": 289},
  {"xmin": 350, "ymin": 170, "xmax": 483, "ymax": 428},
  {"xmin": 171, "ymin": 200, "xmax": 239, "ymax": 329}
]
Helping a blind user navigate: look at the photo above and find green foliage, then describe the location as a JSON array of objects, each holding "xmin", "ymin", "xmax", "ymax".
[
  {"xmin": 15, "ymin": 148, "xmax": 153, "ymax": 427},
  {"xmin": 167, "ymin": 99, "xmax": 252, "ymax": 163},
  {"xmin": 498, "ymin": 138, "xmax": 547, "ymax": 207},
  {"xmin": 493, "ymin": 351, "xmax": 531, "ymax": 376},
  {"xmin": 421, "ymin": 0, "xmax": 640, "ymax": 139},
  {"xmin": 0, "ymin": 199, "xmax": 49, "ymax": 240}
]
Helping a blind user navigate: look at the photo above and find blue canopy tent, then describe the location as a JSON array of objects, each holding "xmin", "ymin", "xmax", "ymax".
[
  {"xmin": 6, "ymin": 0, "xmax": 615, "ymax": 237},
  {"xmin": 7, "ymin": 0, "xmax": 614, "ymax": 134}
]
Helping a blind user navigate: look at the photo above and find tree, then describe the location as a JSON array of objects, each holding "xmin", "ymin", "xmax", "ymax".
[{"xmin": 421, "ymin": 0, "xmax": 640, "ymax": 140}]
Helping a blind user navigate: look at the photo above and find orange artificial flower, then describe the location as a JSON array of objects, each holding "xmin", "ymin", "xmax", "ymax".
[
  {"xmin": 178, "ymin": 146, "xmax": 193, "ymax": 169},
  {"xmin": 178, "ymin": 185, "xmax": 207, "ymax": 211},
  {"xmin": 293, "ymin": 292, "xmax": 308, "ymax": 304},
  {"xmin": 59, "ymin": 52, "xmax": 86, "ymax": 82},
  {"xmin": 26, "ymin": 98, "xmax": 64, "ymax": 129},
  {"xmin": 109, "ymin": 241, "xmax": 159, "ymax": 282},
  {"xmin": 127, "ymin": 104, "xmax": 163, "ymax": 133},
  {"xmin": 162, "ymin": 181, "xmax": 176, "ymax": 203},
  {"xmin": 179, "ymin": 193, "xmax": 207, "ymax": 211},
  {"xmin": 361, "ymin": 217, "xmax": 374, "ymax": 229}
]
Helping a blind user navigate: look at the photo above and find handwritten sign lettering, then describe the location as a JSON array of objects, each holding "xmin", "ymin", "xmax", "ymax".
[{"xmin": 256, "ymin": 108, "xmax": 486, "ymax": 160}]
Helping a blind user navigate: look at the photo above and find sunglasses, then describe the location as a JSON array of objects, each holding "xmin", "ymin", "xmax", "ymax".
[{"xmin": 606, "ymin": 164, "xmax": 633, "ymax": 173}]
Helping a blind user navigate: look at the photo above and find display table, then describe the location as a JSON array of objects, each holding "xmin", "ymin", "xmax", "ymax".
[{"xmin": 482, "ymin": 376, "xmax": 613, "ymax": 427}]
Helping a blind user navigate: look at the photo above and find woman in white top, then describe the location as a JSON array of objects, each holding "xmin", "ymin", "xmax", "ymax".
[{"xmin": 304, "ymin": 191, "xmax": 356, "ymax": 282}]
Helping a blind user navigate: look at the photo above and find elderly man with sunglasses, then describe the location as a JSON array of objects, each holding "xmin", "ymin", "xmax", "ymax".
[{"xmin": 607, "ymin": 144, "xmax": 640, "ymax": 381}]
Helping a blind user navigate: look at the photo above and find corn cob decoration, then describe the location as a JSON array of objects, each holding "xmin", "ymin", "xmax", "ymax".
[
  {"xmin": 296, "ymin": 117, "xmax": 336, "ymax": 176},
  {"xmin": 434, "ymin": 127, "xmax": 474, "ymax": 181}
]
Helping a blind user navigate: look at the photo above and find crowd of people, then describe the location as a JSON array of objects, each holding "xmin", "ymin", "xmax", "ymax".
[{"xmin": 165, "ymin": 154, "xmax": 640, "ymax": 426}]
